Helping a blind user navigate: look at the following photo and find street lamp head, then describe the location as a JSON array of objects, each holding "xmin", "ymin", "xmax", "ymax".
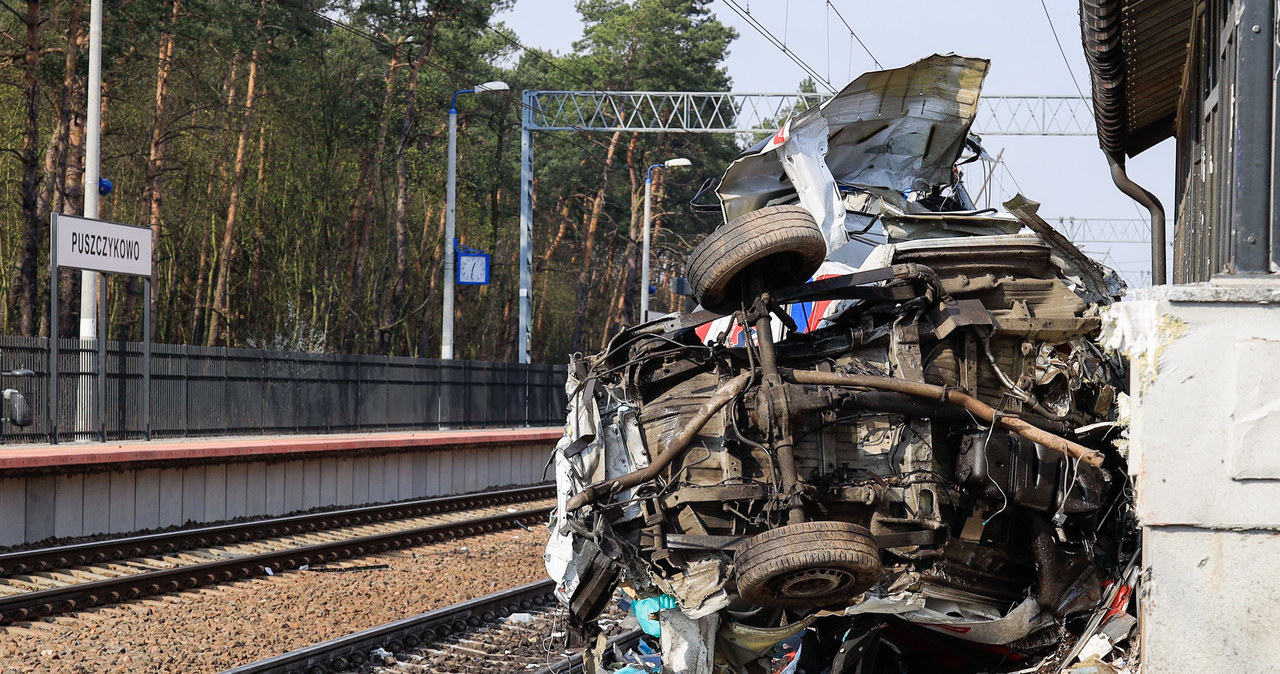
[
  {"xmin": 452, "ymin": 81, "xmax": 509, "ymax": 112},
  {"xmin": 648, "ymin": 157, "xmax": 693, "ymax": 181}
]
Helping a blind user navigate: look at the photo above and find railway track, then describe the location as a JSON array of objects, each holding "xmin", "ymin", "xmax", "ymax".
[
  {"xmin": 529, "ymin": 629, "xmax": 647, "ymax": 674},
  {"xmin": 0, "ymin": 485, "xmax": 553, "ymax": 625},
  {"xmin": 225, "ymin": 579, "xmax": 645, "ymax": 674}
]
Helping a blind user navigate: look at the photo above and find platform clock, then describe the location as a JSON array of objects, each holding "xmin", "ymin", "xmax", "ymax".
[{"xmin": 457, "ymin": 250, "xmax": 490, "ymax": 285}]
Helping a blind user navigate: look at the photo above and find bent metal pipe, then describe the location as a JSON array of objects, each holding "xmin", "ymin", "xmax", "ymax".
[
  {"xmin": 782, "ymin": 369, "xmax": 1104, "ymax": 467},
  {"xmin": 566, "ymin": 368, "xmax": 1105, "ymax": 513}
]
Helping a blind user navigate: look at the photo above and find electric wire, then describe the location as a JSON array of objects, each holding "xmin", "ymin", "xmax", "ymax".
[
  {"xmin": 826, "ymin": 1, "xmax": 882, "ymax": 69},
  {"xmin": 1038, "ymin": 0, "xmax": 1093, "ymax": 118},
  {"xmin": 784, "ymin": 0, "xmax": 791, "ymax": 45},
  {"xmin": 481, "ymin": 24, "xmax": 620, "ymax": 102},
  {"xmin": 1000, "ymin": 160, "xmax": 1025, "ymax": 195},
  {"xmin": 825, "ymin": 2, "xmax": 830, "ymax": 84},
  {"xmin": 979, "ymin": 418, "xmax": 1009, "ymax": 524},
  {"xmin": 846, "ymin": 27, "xmax": 854, "ymax": 82},
  {"xmin": 720, "ymin": 0, "xmax": 838, "ymax": 93}
]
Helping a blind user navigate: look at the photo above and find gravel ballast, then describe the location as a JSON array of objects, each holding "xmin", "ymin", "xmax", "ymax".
[{"xmin": 0, "ymin": 529, "xmax": 549, "ymax": 673}]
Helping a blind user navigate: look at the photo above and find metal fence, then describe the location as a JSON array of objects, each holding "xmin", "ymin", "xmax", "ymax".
[{"xmin": 0, "ymin": 335, "xmax": 567, "ymax": 444}]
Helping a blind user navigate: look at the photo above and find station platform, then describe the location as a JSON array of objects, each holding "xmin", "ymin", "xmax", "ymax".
[
  {"xmin": 0, "ymin": 427, "xmax": 563, "ymax": 547},
  {"xmin": 0, "ymin": 427, "xmax": 562, "ymax": 470}
]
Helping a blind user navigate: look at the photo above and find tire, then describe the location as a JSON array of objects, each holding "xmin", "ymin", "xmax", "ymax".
[
  {"xmin": 686, "ymin": 205, "xmax": 827, "ymax": 313},
  {"xmin": 733, "ymin": 521, "xmax": 882, "ymax": 610}
]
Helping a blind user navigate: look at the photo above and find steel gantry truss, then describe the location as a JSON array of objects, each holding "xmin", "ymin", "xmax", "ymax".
[
  {"xmin": 514, "ymin": 91, "xmax": 1103, "ymax": 363},
  {"xmin": 524, "ymin": 91, "xmax": 1096, "ymax": 135},
  {"xmin": 1050, "ymin": 218, "xmax": 1151, "ymax": 243}
]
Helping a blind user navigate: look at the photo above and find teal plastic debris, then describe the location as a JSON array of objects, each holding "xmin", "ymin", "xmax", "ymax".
[{"xmin": 630, "ymin": 594, "xmax": 678, "ymax": 637}]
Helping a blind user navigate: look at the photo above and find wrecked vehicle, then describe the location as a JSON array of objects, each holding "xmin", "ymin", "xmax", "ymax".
[{"xmin": 546, "ymin": 55, "xmax": 1138, "ymax": 673}]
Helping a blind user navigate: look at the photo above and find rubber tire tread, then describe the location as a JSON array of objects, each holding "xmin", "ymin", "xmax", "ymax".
[
  {"xmin": 734, "ymin": 521, "xmax": 882, "ymax": 610},
  {"xmin": 686, "ymin": 205, "xmax": 827, "ymax": 313}
]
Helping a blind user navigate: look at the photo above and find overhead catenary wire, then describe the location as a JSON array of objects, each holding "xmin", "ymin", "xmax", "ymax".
[
  {"xmin": 472, "ymin": 22, "xmax": 734, "ymax": 228},
  {"xmin": 481, "ymin": 24, "xmax": 619, "ymax": 103},
  {"xmin": 826, "ymin": 1, "xmax": 882, "ymax": 70},
  {"xmin": 825, "ymin": 2, "xmax": 830, "ymax": 84},
  {"xmin": 784, "ymin": 0, "xmax": 791, "ymax": 45},
  {"xmin": 999, "ymin": 158, "xmax": 1025, "ymax": 196},
  {"xmin": 847, "ymin": 24, "xmax": 854, "ymax": 81},
  {"xmin": 720, "ymin": 0, "xmax": 838, "ymax": 93},
  {"xmin": 1039, "ymin": 0, "xmax": 1092, "ymax": 118}
]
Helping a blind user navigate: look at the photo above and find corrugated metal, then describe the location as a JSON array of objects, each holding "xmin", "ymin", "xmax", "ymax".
[
  {"xmin": 1121, "ymin": 0, "xmax": 1194, "ymax": 154},
  {"xmin": 1080, "ymin": 0, "xmax": 1193, "ymax": 157},
  {"xmin": 1081, "ymin": 0, "xmax": 1127, "ymax": 155}
]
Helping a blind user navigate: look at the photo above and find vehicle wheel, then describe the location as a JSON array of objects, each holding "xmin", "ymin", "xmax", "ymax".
[
  {"xmin": 734, "ymin": 521, "xmax": 882, "ymax": 610},
  {"xmin": 686, "ymin": 205, "xmax": 827, "ymax": 313}
]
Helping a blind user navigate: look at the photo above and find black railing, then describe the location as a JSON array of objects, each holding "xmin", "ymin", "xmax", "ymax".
[{"xmin": 0, "ymin": 336, "xmax": 566, "ymax": 444}]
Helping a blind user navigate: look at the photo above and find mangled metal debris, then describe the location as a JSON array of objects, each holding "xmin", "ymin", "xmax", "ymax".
[{"xmin": 545, "ymin": 55, "xmax": 1139, "ymax": 673}]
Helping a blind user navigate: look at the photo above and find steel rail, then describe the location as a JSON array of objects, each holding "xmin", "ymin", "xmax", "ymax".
[
  {"xmin": 529, "ymin": 628, "xmax": 647, "ymax": 674},
  {"xmin": 0, "ymin": 484, "xmax": 552, "ymax": 577},
  {"xmin": 223, "ymin": 579, "xmax": 559, "ymax": 674},
  {"xmin": 0, "ymin": 505, "xmax": 552, "ymax": 624}
]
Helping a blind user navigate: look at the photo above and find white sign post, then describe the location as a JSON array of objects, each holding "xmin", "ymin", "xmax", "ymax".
[{"xmin": 49, "ymin": 214, "xmax": 154, "ymax": 442}]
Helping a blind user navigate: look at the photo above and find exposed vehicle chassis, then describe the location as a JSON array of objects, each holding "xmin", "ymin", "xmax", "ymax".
[{"xmin": 545, "ymin": 56, "xmax": 1137, "ymax": 673}]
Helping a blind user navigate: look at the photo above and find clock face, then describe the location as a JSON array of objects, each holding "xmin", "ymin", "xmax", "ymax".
[{"xmin": 458, "ymin": 253, "xmax": 489, "ymax": 284}]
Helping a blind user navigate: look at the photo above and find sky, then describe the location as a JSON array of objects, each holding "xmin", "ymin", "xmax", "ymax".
[{"xmin": 495, "ymin": 0, "xmax": 1175, "ymax": 285}]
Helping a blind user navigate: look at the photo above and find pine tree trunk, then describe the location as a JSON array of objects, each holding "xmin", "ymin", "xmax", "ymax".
[
  {"xmin": 570, "ymin": 131, "xmax": 622, "ymax": 353},
  {"xmin": 384, "ymin": 44, "xmax": 421, "ymax": 352},
  {"xmin": 207, "ymin": 10, "xmax": 265, "ymax": 346},
  {"xmin": 193, "ymin": 54, "xmax": 241, "ymax": 339},
  {"xmin": 38, "ymin": 0, "xmax": 83, "ymax": 222},
  {"xmin": 382, "ymin": 14, "xmax": 439, "ymax": 353},
  {"xmin": 338, "ymin": 159, "xmax": 372, "ymax": 352},
  {"xmin": 137, "ymin": 0, "xmax": 179, "ymax": 324},
  {"xmin": 13, "ymin": 0, "xmax": 42, "ymax": 336},
  {"xmin": 532, "ymin": 198, "xmax": 573, "ymax": 342},
  {"xmin": 39, "ymin": 0, "xmax": 87, "ymax": 338},
  {"xmin": 419, "ymin": 206, "xmax": 446, "ymax": 356},
  {"xmin": 57, "ymin": 74, "xmax": 87, "ymax": 338},
  {"xmin": 382, "ymin": 55, "xmax": 421, "ymax": 352},
  {"xmin": 599, "ymin": 136, "xmax": 644, "ymax": 345},
  {"xmin": 247, "ymin": 121, "xmax": 267, "ymax": 328},
  {"xmin": 340, "ymin": 42, "xmax": 401, "ymax": 351}
]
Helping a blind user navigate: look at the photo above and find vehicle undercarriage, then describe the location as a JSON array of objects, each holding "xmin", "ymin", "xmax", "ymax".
[{"xmin": 545, "ymin": 55, "xmax": 1138, "ymax": 674}]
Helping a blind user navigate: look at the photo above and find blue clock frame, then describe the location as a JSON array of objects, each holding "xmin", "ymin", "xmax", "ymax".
[{"xmin": 456, "ymin": 249, "xmax": 491, "ymax": 285}]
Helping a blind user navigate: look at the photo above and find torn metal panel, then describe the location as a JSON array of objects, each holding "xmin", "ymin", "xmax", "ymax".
[
  {"xmin": 719, "ymin": 55, "xmax": 990, "ymax": 219},
  {"xmin": 1004, "ymin": 193, "xmax": 1126, "ymax": 304},
  {"xmin": 776, "ymin": 112, "xmax": 846, "ymax": 252},
  {"xmin": 659, "ymin": 608, "xmax": 719, "ymax": 674}
]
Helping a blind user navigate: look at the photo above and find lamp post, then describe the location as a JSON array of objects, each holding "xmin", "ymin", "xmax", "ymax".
[
  {"xmin": 640, "ymin": 157, "xmax": 692, "ymax": 323},
  {"xmin": 443, "ymin": 80, "xmax": 508, "ymax": 360},
  {"xmin": 72, "ymin": 0, "xmax": 104, "ymax": 438}
]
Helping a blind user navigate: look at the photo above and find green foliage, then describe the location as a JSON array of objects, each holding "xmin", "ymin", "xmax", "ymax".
[{"xmin": 0, "ymin": 0, "xmax": 743, "ymax": 364}]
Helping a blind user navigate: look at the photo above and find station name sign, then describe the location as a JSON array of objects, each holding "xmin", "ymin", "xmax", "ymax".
[{"xmin": 53, "ymin": 214, "xmax": 152, "ymax": 278}]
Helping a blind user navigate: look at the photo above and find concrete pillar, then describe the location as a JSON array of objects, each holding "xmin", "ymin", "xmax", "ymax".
[{"xmin": 1104, "ymin": 279, "xmax": 1280, "ymax": 671}]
